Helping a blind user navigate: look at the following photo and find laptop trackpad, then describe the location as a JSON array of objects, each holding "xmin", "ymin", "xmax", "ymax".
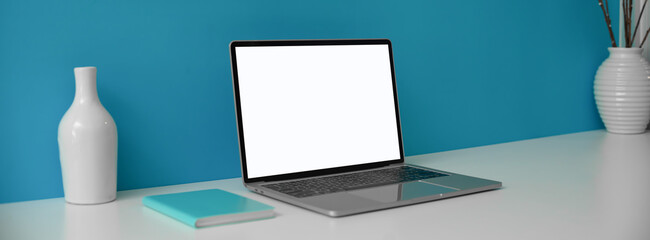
[{"xmin": 348, "ymin": 181, "xmax": 457, "ymax": 203}]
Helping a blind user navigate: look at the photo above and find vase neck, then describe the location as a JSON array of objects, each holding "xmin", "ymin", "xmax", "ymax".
[
  {"xmin": 73, "ymin": 67, "xmax": 100, "ymax": 105},
  {"xmin": 608, "ymin": 47, "xmax": 643, "ymax": 58}
]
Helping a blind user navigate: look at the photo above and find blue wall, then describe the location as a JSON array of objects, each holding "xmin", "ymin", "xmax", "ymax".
[{"xmin": 0, "ymin": 0, "xmax": 616, "ymax": 203}]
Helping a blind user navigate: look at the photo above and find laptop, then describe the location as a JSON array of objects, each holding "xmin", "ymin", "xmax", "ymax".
[{"xmin": 229, "ymin": 39, "xmax": 501, "ymax": 217}]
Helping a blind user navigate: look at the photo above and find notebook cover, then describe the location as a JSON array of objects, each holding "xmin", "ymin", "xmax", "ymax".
[{"xmin": 142, "ymin": 189, "xmax": 274, "ymax": 228}]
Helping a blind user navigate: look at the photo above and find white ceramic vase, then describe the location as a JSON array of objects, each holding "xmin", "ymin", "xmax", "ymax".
[
  {"xmin": 594, "ymin": 47, "xmax": 650, "ymax": 134},
  {"xmin": 58, "ymin": 67, "xmax": 117, "ymax": 204}
]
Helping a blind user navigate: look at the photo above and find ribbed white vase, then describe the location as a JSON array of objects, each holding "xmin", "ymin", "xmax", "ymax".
[{"xmin": 594, "ymin": 47, "xmax": 650, "ymax": 134}]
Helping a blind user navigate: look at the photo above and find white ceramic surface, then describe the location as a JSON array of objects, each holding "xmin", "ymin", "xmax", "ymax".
[
  {"xmin": 58, "ymin": 67, "xmax": 117, "ymax": 204},
  {"xmin": 594, "ymin": 47, "xmax": 650, "ymax": 134}
]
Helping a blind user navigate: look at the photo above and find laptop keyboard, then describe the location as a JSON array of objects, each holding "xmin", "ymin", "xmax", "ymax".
[{"xmin": 261, "ymin": 166, "xmax": 448, "ymax": 198}]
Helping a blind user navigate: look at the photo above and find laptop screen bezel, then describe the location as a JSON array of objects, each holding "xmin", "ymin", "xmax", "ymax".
[{"xmin": 229, "ymin": 39, "xmax": 405, "ymax": 183}]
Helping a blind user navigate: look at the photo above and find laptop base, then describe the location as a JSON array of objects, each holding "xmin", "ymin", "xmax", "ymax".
[{"xmin": 246, "ymin": 164, "xmax": 501, "ymax": 217}]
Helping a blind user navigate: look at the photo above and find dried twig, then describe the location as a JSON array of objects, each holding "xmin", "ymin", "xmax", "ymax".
[
  {"xmin": 628, "ymin": 0, "xmax": 633, "ymax": 46},
  {"xmin": 599, "ymin": 0, "xmax": 618, "ymax": 47},
  {"xmin": 623, "ymin": 0, "xmax": 632, "ymax": 47},
  {"xmin": 626, "ymin": 0, "xmax": 632, "ymax": 46},
  {"xmin": 632, "ymin": 0, "xmax": 649, "ymax": 46},
  {"xmin": 598, "ymin": 0, "xmax": 650, "ymax": 48},
  {"xmin": 641, "ymin": 28, "xmax": 650, "ymax": 47},
  {"xmin": 623, "ymin": 0, "xmax": 629, "ymax": 46}
]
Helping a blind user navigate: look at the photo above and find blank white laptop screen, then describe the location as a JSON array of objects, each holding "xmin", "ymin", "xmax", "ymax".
[{"xmin": 234, "ymin": 44, "xmax": 401, "ymax": 178}]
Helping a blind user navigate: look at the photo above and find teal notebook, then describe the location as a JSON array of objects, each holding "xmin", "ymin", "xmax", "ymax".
[{"xmin": 142, "ymin": 189, "xmax": 275, "ymax": 228}]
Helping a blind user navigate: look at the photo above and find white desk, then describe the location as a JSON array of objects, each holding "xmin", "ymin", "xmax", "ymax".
[{"xmin": 2, "ymin": 130, "xmax": 649, "ymax": 240}]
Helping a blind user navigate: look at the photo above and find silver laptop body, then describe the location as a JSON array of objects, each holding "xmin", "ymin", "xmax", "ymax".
[{"xmin": 229, "ymin": 39, "xmax": 501, "ymax": 217}]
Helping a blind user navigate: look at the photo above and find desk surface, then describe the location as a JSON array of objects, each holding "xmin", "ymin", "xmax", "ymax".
[{"xmin": 2, "ymin": 130, "xmax": 649, "ymax": 240}]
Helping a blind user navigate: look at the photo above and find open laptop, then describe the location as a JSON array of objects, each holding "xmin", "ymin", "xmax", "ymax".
[{"xmin": 229, "ymin": 39, "xmax": 501, "ymax": 217}]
